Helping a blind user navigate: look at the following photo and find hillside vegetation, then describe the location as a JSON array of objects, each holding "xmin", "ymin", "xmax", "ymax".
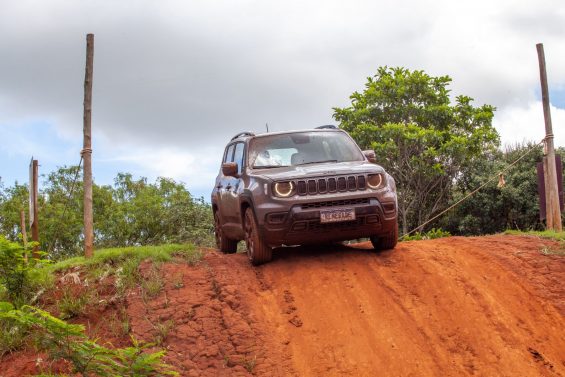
[
  {"xmin": 0, "ymin": 172, "xmax": 212, "ymax": 260},
  {"xmin": 1, "ymin": 236, "xmax": 202, "ymax": 375}
]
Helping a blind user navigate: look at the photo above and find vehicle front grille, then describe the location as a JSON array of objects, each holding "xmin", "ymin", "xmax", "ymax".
[
  {"xmin": 301, "ymin": 198, "xmax": 370, "ymax": 210},
  {"xmin": 296, "ymin": 175, "xmax": 367, "ymax": 196}
]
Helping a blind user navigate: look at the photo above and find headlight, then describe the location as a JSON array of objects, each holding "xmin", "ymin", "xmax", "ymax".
[
  {"xmin": 367, "ymin": 174, "xmax": 386, "ymax": 190},
  {"xmin": 273, "ymin": 181, "xmax": 296, "ymax": 197}
]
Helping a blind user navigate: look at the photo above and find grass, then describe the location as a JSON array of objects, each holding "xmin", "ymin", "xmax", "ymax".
[
  {"xmin": 57, "ymin": 287, "xmax": 94, "ymax": 319},
  {"xmin": 242, "ymin": 355, "xmax": 257, "ymax": 373},
  {"xmin": 0, "ymin": 317, "xmax": 29, "ymax": 356},
  {"xmin": 1, "ymin": 243, "xmax": 197, "ymax": 374},
  {"xmin": 153, "ymin": 319, "xmax": 175, "ymax": 346},
  {"xmin": 38, "ymin": 243, "xmax": 201, "ymax": 299},
  {"xmin": 504, "ymin": 229, "xmax": 565, "ymax": 241},
  {"xmin": 505, "ymin": 229, "xmax": 565, "ymax": 256},
  {"xmin": 141, "ymin": 266, "xmax": 164, "ymax": 300},
  {"xmin": 540, "ymin": 246, "xmax": 565, "ymax": 256},
  {"xmin": 108, "ymin": 307, "xmax": 130, "ymax": 338},
  {"xmin": 50, "ymin": 244, "xmax": 198, "ymax": 272},
  {"xmin": 172, "ymin": 273, "xmax": 184, "ymax": 289}
]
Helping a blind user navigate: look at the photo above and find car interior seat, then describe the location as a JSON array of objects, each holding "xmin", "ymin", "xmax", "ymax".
[{"xmin": 291, "ymin": 152, "xmax": 308, "ymax": 165}]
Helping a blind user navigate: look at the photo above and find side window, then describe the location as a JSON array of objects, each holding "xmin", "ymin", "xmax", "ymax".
[
  {"xmin": 224, "ymin": 144, "xmax": 235, "ymax": 164},
  {"xmin": 233, "ymin": 143, "xmax": 245, "ymax": 174}
]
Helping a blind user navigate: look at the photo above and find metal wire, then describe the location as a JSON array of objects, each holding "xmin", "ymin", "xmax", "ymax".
[
  {"xmin": 404, "ymin": 139, "xmax": 545, "ymax": 237},
  {"xmin": 47, "ymin": 157, "xmax": 83, "ymax": 255}
]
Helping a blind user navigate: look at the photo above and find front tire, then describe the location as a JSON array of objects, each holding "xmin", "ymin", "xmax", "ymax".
[
  {"xmin": 244, "ymin": 208, "xmax": 272, "ymax": 265},
  {"xmin": 370, "ymin": 222, "xmax": 398, "ymax": 251},
  {"xmin": 214, "ymin": 212, "xmax": 238, "ymax": 254}
]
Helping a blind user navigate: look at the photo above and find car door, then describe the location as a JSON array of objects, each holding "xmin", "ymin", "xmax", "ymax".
[
  {"xmin": 222, "ymin": 142, "xmax": 245, "ymax": 228},
  {"xmin": 217, "ymin": 143, "xmax": 235, "ymax": 222}
]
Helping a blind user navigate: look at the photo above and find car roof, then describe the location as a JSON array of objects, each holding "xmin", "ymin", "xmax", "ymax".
[{"xmin": 229, "ymin": 126, "xmax": 343, "ymax": 142}]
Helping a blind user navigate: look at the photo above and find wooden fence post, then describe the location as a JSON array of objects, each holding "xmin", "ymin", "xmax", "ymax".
[
  {"xmin": 536, "ymin": 43, "xmax": 562, "ymax": 231},
  {"xmin": 83, "ymin": 33, "xmax": 94, "ymax": 257}
]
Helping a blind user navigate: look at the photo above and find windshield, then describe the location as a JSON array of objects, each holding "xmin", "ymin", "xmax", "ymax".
[{"xmin": 248, "ymin": 131, "xmax": 364, "ymax": 168}]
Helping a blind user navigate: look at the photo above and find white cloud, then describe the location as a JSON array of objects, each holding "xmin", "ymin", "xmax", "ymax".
[
  {"xmin": 1, "ymin": 0, "xmax": 565, "ymax": 188},
  {"xmin": 101, "ymin": 143, "xmax": 223, "ymax": 197},
  {"xmin": 494, "ymin": 101, "xmax": 565, "ymax": 148}
]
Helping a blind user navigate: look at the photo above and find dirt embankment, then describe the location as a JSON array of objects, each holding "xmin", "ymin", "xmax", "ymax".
[
  {"xmin": 1, "ymin": 235, "xmax": 564, "ymax": 376},
  {"xmin": 141, "ymin": 234, "xmax": 564, "ymax": 376}
]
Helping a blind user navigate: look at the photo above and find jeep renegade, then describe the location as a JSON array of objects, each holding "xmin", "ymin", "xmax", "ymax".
[{"xmin": 211, "ymin": 126, "xmax": 398, "ymax": 265}]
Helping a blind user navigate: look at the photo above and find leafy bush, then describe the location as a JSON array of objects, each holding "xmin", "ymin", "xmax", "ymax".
[
  {"xmin": 0, "ymin": 236, "xmax": 48, "ymax": 306},
  {"xmin": 0, "ymin": 302, "xmax": 178, "ymax": 376},
  {"xmin": 401, "ymin": 228, "xmax": 451, "ymax": 241}
]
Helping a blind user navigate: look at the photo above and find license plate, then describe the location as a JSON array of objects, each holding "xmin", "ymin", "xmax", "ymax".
[{"xmin": 320, "ymin": 208, "xmax": 356, "ymax": 223}]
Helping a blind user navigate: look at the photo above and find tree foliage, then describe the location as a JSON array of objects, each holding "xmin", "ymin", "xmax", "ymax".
[
  {"xmin": 334, "ymin": 67, "xmax": 500, "ymax": 234},
  {"xmin": 0, "ymin": 170, "xmax": 213, "ymax": 260},
  {"xmin": 441, "ymin": 143, "xmax": 564, "ymax": 235}
]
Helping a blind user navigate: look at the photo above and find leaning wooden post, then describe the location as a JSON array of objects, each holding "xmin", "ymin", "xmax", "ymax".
[
  {"xmin": 20, "ymin": 209, "xmax": 28, "ymax": 263},
  {"xmin": 83, "ymin": 33, "xmax": 94, "ymax": 257},
  {"xmin": 536, "ymin": 43, "xmax": 562, "ymax": 232}
]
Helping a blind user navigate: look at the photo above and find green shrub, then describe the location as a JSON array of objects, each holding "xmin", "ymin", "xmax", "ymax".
[
  {"xmin": 0, "ymin": 236, "xmax": 49, "ymax": 306},
  {"xmin": 401, "ymin": 228, "xmax": 452, "ymax": 241},
  {"xmin": 0, "ymin": 301, "xmax": 29, "ymax": 356},
  {"xmin": 57, "ymin": 287, "xmax": 94, "ymax": 320},
  {"xmin": 0, "ymin": 302, "xmax": 178, "ymax": 376}
]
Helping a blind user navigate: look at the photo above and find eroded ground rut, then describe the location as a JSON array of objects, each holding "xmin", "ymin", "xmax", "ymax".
[{"xmin": 128, "ymin": 235, "xmax": 564, "ymax": 377}]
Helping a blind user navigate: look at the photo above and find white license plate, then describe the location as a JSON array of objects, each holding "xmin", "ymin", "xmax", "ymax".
[{"xmin": 320, "ymin": 208, "xmax": 356, "ymax": 223}]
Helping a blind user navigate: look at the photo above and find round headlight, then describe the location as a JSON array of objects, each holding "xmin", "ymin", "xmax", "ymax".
[
  {"xmin": 274, "ymin": 181, "xmax": 295, "ymax": 197},
  {"xmin": 367, "ymin": 174, "xmax": 384, "ymax": 189}
]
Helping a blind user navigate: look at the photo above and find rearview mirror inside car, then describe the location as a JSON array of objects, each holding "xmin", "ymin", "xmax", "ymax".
[
  {"xmin": 363, "ymin": 150, "xmax": 376, "ymax": 163},
  {"xmin": 222, "ymin": 162, "xmax": 238, "ymax": 177}
]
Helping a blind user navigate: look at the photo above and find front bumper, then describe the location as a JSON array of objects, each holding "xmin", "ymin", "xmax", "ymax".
[{"xmin": 257, "ymin": 196, "xmax": 397, "ymax": 247}]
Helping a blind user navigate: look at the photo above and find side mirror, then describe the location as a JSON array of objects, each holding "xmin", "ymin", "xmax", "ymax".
[
  {"xmin": 363, "ymin": 150, "xmax": 376, "ymax": 163},
  {"xmin": 222, "ymin": 162, "xmax": 238, "ymax": 177}
]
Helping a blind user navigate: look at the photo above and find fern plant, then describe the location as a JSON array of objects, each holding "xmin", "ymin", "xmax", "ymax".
[{"xmin": 0, "ymin": 302, "xmax": 178, "ymax": 376}]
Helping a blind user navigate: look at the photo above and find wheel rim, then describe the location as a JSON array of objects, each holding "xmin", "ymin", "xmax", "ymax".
[
  {"xmin": 244, "ymin": 212, "xmax": 254, "ymax": 260},
  {"xmin": 214, "ymin": 214, "xmax": 222, "ymax": 248}
]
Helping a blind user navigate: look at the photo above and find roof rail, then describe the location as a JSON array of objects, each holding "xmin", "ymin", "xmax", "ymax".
[
  {"xmin": 316, "ymin": 125, "xmax": 337, "ymax": 129},
  {"xmin": 231, "ymin": 131, "xmax": 256, "ymax": 140}
]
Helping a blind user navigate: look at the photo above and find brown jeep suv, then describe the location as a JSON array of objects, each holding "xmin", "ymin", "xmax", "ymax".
[{"xmin": 211, "ymin": 126, "xmax": 398, "ymax": 265}]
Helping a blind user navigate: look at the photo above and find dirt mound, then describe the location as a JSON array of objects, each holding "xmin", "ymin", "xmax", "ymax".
[
  {"xmin": 255, "ymin": 235, "xmax": 564, "ymax": 376},
  {"xmin": 1, "ymin": 235, "xmax": 563, "ymax": 376}
]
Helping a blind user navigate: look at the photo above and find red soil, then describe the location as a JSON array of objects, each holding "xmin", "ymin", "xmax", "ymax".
[{"xmin": 1, "ymin": 235, "xmax": 564, "ymax": 376}]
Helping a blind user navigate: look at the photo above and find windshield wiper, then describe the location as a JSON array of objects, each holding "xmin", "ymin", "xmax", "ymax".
[
  {"xmin": 295, "ymin": 160, "xmax": 338, "ymax": 166},
  {"xmin": 252, "ymin": 165, "xmax": 289, "ymax": 169}
]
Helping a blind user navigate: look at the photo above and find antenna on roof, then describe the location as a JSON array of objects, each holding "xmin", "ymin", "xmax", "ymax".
[{"xmin": 265, "ymin": 123, "xmax": 269, "ymax": 133}]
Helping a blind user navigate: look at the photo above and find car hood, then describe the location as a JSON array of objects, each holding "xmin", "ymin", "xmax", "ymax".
[{"xmin": 251, "ymin": 161, "xmax": 385, "ymax": 180}]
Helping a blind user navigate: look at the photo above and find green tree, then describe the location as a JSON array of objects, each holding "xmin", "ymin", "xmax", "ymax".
[
  {"xmin": 0, "ymin": 169, "xmax": 214, "ymax": 259},
  {"xmin": 0, "ymin": 182, "xmax": 29, "ymax": 241},
  {"xmin": 334, "ymin": 67, "xmax": 500, "ymax": 234},
  {"xmin": 41, "ymin": 166, "xmax": 84, "ymax": 259},
  {"xmin": 442, "ymin": 143, "xmax": 563, "ymax": 234}
]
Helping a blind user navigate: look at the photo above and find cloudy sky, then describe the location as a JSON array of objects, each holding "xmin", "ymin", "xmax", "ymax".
[{"xmin": 1, "ymin": 0, "xmax": 564, "ymax": 198}]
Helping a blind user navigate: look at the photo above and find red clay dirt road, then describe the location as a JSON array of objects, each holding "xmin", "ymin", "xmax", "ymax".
[
  {"xmin": 2, "ymin": 234, "xmax": 562, "ymax": 376},
  {"xmin": 250, "ymin": 235, "xmax": 565, "ymax": 377},
  {"xmin": 146, "ymin": 234, "xmax": 564, "ymax": 377}
]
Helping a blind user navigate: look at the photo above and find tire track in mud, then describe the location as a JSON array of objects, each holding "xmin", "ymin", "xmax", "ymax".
[
  {"xmin": 249, "ymin": 236, "xmax": 564, "ymax": 377},
  {"xmin": 125, "ymin": 252, "xmax": 294, "ymax": 377}
]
